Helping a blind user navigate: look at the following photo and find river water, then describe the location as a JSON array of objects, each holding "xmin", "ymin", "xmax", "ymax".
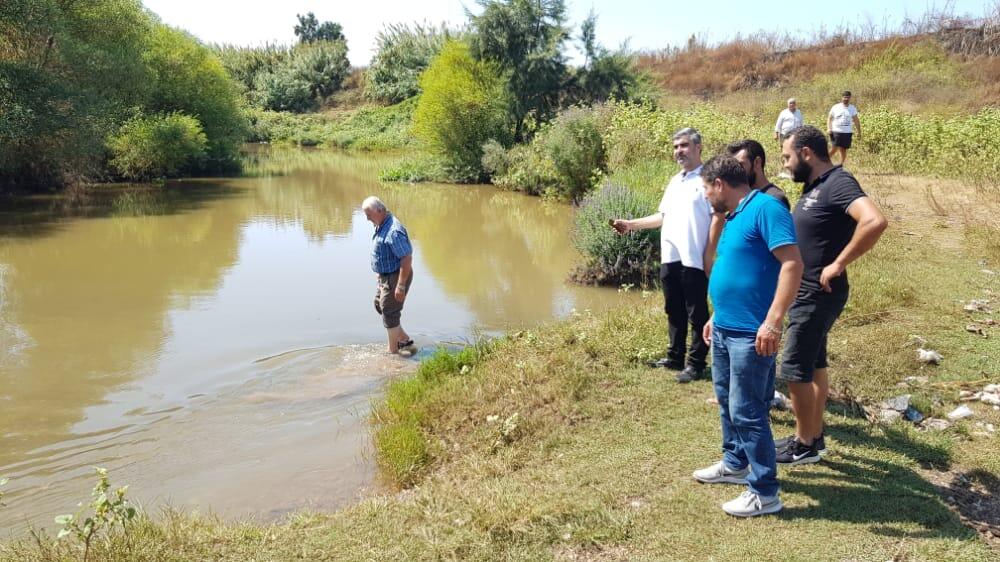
[{"xmin": 0, "ymin": 148, "xmax": 629, "ymax": 533}]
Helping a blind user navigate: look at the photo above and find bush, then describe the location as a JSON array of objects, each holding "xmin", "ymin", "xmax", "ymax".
[
  {"xmin": 366, "ymin": 23, "xmax": 452, "ymax": 103},
  {"xmin": 108, "ymin": 113, "xmax": 208, "ymax": 180},
  {"xmin": 412, "ymin": 41, "xmax": 512, "ymax": 181},
  {"xmin": 145, "ymin": 25, "xmax": 248, "ymax": 173},
  {"xmin": 490, "ymin": 142, "xmax": 560, "ymax": 196},
  {"xmin": 541, "ymin": 107, "xmax": 606, "ymax": 201},
  {"xmin": 254, "ymin": 65, "xmax": 317, "ymax": 112},
  {"xmin": 571, "ymin": 182, "xmax": 660, "ymax": 287},
  {"xmin": 379, "ymin": 154, "xmax": 448, "ymax": 183},
  {"xmin": 288, "ymin": 40, "xmax": 350, "ymax": 100}
]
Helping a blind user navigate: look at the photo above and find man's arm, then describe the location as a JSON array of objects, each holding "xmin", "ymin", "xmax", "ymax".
[
  {"xmin": 819, "ymin": 197, "xmax": 887, "ymax": 292},
  {"xmin": 613, "ymin": 212, "xmax": 663, "ymax": 234},
  {"xmin": 756, "ymin": 244, "xmax": 804, "ymax": 356},
  {"xmin": 702, "ymin": 213, "xmax": 725, "ymax": 276},
  {"xmin": 852, "ymin": 114, "xmax": 861, "ymax": 138},
  {"xmin": 774, "ymin": 113, "xmax": 783, "ymax": 140},
  {"xmin": 395, "ymin": 254, "xmax": 413, "ymax": 302},
  {"xmin": 826, "ymin": 111, "xmax": 834, "ymax": 135}
]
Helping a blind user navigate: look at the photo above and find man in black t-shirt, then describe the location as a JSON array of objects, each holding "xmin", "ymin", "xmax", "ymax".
[
  {"xmin": 775, "ymin": 125, "xmax": 887, "ymax": 465},
  {"xmin": 726, "ymin": 139, "xmax": 790, "ymax": 210}
]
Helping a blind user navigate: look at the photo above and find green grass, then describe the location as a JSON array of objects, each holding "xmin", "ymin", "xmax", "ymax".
[{"xmin": 246, "ymin": 98, "xmax": 416, "ymax": 151}]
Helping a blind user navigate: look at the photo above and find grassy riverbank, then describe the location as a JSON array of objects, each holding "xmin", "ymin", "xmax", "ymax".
[{"xmin": 3, "ymin": 172, "xmax": 997, "ymax": 561}]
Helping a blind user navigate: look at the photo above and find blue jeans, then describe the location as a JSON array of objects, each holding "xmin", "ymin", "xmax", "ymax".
[{"xmin": 712, "ymin": 326, "xmax": 779, "ymax": 497}]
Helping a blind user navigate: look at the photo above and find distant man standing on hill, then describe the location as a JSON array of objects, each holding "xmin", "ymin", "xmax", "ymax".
[
  {"xmin": 612, "ymin": 128, "xmax": 724, "ymax": 383},
  {"xmin": 827, "ymin": 91, "xmax": 861, "ymax": 165},
  {"xmin": 363, "ymin": 196, "xmax": 416, "ymax": 355},
  {"xmin": 773, "ymin": 98, "xmax": 803, "ymax": 142},
  {"xmin": 692, "ymin": 155, "xmax": 802, "ymax": 517},
  {"xmin": 725, "ymin": 139, "xmax": 790, "ymax": 209},
  {"xmin": 775, "ymin": 125, "xmax": 887, "ymax": 465}
]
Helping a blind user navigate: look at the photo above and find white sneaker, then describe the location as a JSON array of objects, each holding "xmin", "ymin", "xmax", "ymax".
[
  {"xmin": 692, "ymin": 461, "xmax": 750, "ymax": 484},
  {"xmin": 722, "ymin": 490, "xmax": 783, "ymax": 517}
]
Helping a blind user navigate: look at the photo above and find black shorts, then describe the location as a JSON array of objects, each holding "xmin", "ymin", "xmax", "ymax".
[
  {"xmin": 830, "ymin": 132, "xmax": 853, "ymax": 149},
  {"xmin": 779, "ymin": 289, "xmax": 849, "ymax": 383}
]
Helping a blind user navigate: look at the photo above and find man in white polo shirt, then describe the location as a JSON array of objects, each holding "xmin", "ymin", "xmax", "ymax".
[
  {"xmin": 774, "ymin": 98, "xmax": 803, "ymax": 142},
  {"xmin": 613, "ymin": 128, "xmax": 724, "ymax": 383},
  {"xmin": 827, "ymin": 90, "xmax": 861, "ymax": 165}
]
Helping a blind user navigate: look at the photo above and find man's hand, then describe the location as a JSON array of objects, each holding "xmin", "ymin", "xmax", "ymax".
[
  {"xmin": 394, "ymin": 285, "xmax": 407, "ymax": 303},
  {"xmin": 819, "ymin": 261, "xmax": 845, "ymax": 293},
  {"xmin": 702, "ymin": 318, "xmax": 713, "ymax": 347},
  {"xmin": 756, "ymin": 322, "xmax": 781, "ymax": 356},
  {"xmin": 611, "ymin": 219, "xmax": 630, "ymax": 235}
]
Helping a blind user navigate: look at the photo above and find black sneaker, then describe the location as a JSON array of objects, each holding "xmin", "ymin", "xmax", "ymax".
[
  {"xmin": 775, "ymin": 433, "xmax": 827, "ymax": 456},
  {"xmin": 647, "ymin": 357, "xmax": 684, "ymax": 369},
  {"xmin": 776, "ymin": 438, "xmax": 821, "ymax": 465},
  {"xmin": 675, "ymin": 365, "xmax": 706, "ymax": 383}
]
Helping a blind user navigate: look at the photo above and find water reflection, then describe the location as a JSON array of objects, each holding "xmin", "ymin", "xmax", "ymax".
[{"xmin": 0, "ymin": 147, "xmax": 627, "ymax": 532}]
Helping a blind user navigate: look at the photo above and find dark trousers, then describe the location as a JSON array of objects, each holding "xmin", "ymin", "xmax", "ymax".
[{"xmin": 660, "ymin": 261, "xmax": 710, "ymax": 370}]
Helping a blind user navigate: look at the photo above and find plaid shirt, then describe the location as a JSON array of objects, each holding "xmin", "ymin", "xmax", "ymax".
[{"xmin": 371, "ymin": 214, "xmax": 412, "ymax": 274}]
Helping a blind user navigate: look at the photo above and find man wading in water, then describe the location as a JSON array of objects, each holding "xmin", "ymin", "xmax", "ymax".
[{"xmin": 363, "ymin": 196, "xmax": 416, "ymax": 355}]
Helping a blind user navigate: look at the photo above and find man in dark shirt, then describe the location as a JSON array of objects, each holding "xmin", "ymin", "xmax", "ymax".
[
  {"xmin": 775, "ymin": 125, "xmax": 887, "ymax": 465},
  {"xmin": 725, "ymin": 139, "xmax": 790, "ymax": 210}
]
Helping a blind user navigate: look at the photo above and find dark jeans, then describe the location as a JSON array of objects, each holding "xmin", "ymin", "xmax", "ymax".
[
  {"xmin": 712, "ymin": 326, "xmax": 779, "ymax": 497},
  {"xmin": 660, "ymin": 261, "xmax": 709, "ymax": 370}
]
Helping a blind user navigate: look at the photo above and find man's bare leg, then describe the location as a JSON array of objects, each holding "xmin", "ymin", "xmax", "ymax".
[
  {"xmin": 840, "ymin": 149, "xmax": 849, "ymax": 166},
  {"xmin": 387, "ymin": 325, "xmax": 411, "ymax": 353},
  {"xmin": 788, "ymin": 367, "xmax": 828, "ymax": 445}
]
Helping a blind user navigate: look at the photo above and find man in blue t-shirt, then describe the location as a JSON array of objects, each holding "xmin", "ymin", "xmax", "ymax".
[
  {"xmin": 363, "ymin": 196, "xmax": 416, "ymax": 354},
  {"xmin": 691, "ymin": 155, "xmax": 804, "ymax": 518}
]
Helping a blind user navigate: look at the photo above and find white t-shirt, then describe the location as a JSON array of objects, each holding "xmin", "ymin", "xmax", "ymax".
[
  {"xmin": 657, "ymin": 165, "xmax": 713, "ymax": 269},
  {"xmin": 829, "ymin": 103, "xmax": 859, "ymax": 133},
  {"xmin": 774, "ymin": 108, "xmax": 803, "ymax": 135}
]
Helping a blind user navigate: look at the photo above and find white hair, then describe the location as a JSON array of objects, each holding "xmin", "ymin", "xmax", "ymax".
[
  {"xmin": 787, "ymin": 97, "xmax": 797, "ymax": 104},
  {"xmin": 361, "ymin": 196, "xmax": 387, "ymax": 213}
]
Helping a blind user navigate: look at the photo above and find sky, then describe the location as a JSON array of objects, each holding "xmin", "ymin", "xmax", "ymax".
[{"xmin": 142, "ymin": 0, "xmax": 996, "ymax": 66}]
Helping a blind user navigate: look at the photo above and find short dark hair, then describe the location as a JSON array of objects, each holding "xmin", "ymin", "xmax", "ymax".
[
  {"xmin": 842, "ymin": 90, "xmax": 852, "ymax": 97},
  {"xmin": 725, "ymin": 139, "xmax": 766, "ymax": 169},
  {"xmin": 786, "ymin": 125, "xmax": 831, "ymax": 161},
  {"xmin": 701, "ymin": 155, "xmax": 748, "ymax": 188}
]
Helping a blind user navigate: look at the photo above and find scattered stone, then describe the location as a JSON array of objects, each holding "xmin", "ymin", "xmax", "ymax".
[
  {"xmin": 880, "ymin": 409, "xmax": 903, "ymax": 423},
  {"xmin": 918, "ymin": 348, "xmax": 944, "ymax": 364},
  {"xmin": 984, "ymin": 319, "xmax": 997, "ymax": 326},
  {"xmin": 947, "ymin": 405, "xmax": 975, "ymax": 420},
  {"xmin": 906, "ymin": 334, "xmax": 927, "ymax": 347},
  {"xmin": 486, "ymin": 414, "xmax": 499, "ymax": 423},
  {"xmin": 980, "ymin": 393, "xmax": 1000, "ymax": 406},
  {"xmin": 964, "ymin": 300, "xmax": 992, "ymax": 312},
  {"xmin": 959, "ymin": 390, "xmax": 982, "ymax": 401},
  {"xmin": 904, "ymin": 406, "xmax": 925, "ymax": 423},
  {"xmin": 984, "ymin": 384, "xmax": 1000, "ymax": 394},
  {"xmin": 903, "ymin": 376, "xmax": 929, "ymax": 385},
  {"xmin": 771, "ymin": 391, "xmax": 791, "ymax": 411},
  {"xmin": 922, "ymin": 418, "xmax": 951, "ymax": 431},
  {"xmin": 982, "ymin": 270, "xmax": 997, "ymax": 276},
  {"xmin": 966, "ymin": 324, "xmax": 987, "ymax": 336},
  {"xmin": 882, "ymin": 394, "xmax": 911, "ymax": 412}
]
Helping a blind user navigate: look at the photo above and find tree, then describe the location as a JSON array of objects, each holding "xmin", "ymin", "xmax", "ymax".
[
  {"xmin": 366, "ymin": 22, "xmax": 453, "ymax": 103},
  {"xmin": 466, "ymin": 0, "xmax": 570, "ymax": 142},
  {"xmin": 412, "ymin": 41, "xmax": 512, "ymax": 181},
  {"xmin": 568, "ymin": 11, "xmax": 642, "ymax": 104},
  {"xmin": 294, "ymin": 12, "xmax": 344, "ymax": 43}
]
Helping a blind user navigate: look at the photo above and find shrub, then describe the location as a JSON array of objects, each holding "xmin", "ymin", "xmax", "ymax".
[
  {"xmin": 213, "ymin": 43, "xmax": 289, "ymax": 96},
  {"xmin": 378, "ymin": 154, "xmax": 448, "ymax": 183},
  {"xmin": 571, "ymin": 182, "xmax": 660, "ymax": 287},
  {"xmin": 108, "ymin": 113, "xmax": 208, "ymax": 180},
  {"xmin": 412, "ymin": 41, "xmax": 512, "ymax": 180},
  {"xmin": 288, "ymin": 40, "xmax": 350, "ymax": 100},
  {"xmin": 253, "ymin": 66, "xmax": 317, "ymax": 113},
  {"xmin": 541, "ymin": 107, "xmax": 606, "ymax": 201},
  {"xmin": 490, "ymin": 142, "xmax": 560, "ymax": 196},
  {"xmin": 366, "ymin": 23, "xmax": 452, "ymax": 103}
]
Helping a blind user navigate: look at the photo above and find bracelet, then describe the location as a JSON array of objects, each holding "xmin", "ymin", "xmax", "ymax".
[{"xmin": 762, "ymin": 323, "xmax": 782, "ymax": 336}]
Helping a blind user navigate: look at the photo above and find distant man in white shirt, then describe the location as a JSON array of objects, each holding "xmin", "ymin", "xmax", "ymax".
[
  {"xmin": 774, "ymin": 98, "xmax": 803, "ymax": 142},
  {"xmin": 827, "ymin": 90, "xmax": 861, "ymax": 166},
  {"xmin": 612, "ymin": 128, "xmax": 724, "ymax": 383}
]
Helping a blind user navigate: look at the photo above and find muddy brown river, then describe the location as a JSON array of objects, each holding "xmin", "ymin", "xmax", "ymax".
[{"xmin": 0, "ymin": 148, "xmax": 630, "ymax": 533}]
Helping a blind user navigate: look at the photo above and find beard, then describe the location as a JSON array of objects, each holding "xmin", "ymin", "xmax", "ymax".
[
  {"xmin": 746, "ymin": 169, "xmax": 757, "ymax": 186},
  {"xmin": 791, "ymin": 158, "xmax": 812, "ymax": 183},
  {"xmin": 710, "ymin": 199, "xmax": 728, "ymax": 214}
]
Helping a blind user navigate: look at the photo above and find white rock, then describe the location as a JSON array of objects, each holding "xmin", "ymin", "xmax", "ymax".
[
  {"xmin": 984, "ymin": 384, "xmax": 1000, "ymax": 393},
  {"xmin": 959, "ymin": 390, "xmax": 979, "ymax": 401},
  {"xmin": 947, "ymin": 405, "xmax": 974, "ymax": 420},
  {"xmin": 880, "ymin": 409, "xmax": 903, "ymax": 423},
  {"xmin": 917, "ymin": 348, "xmax": 943, "ymax": 364},
  {"xmin": 922, "ymin": 418, "xmax": 951, "ymax": 431},
  {"xmin": 980, "ymin": 393, "xmax": 1000, "ymax": 406}
]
